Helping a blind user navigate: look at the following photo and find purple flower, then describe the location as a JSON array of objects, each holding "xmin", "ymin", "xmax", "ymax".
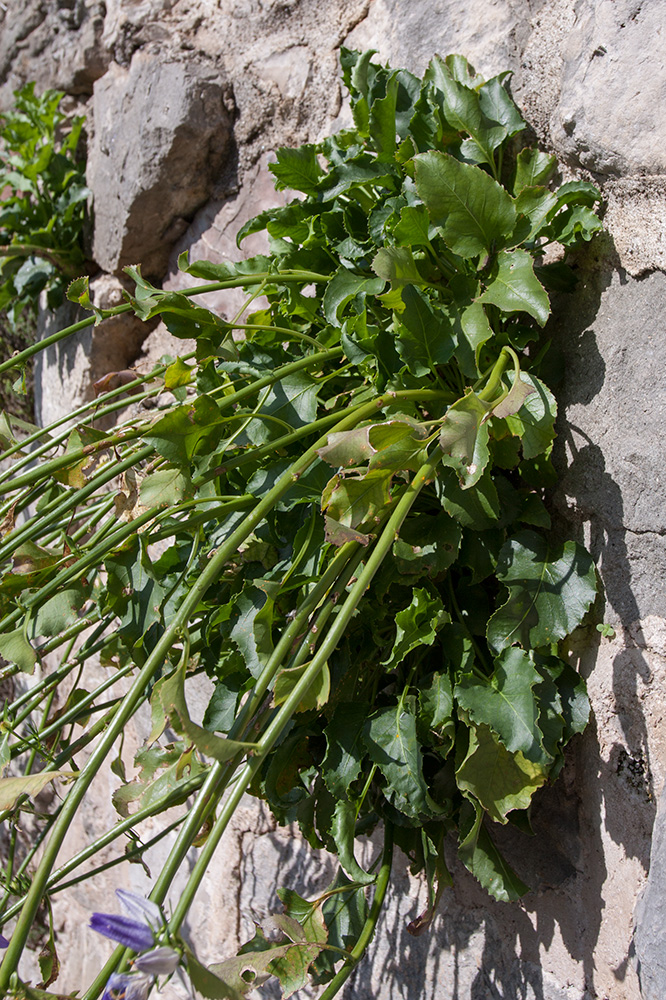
[
  {"xmin": 0, "ymin": 934, "xmax": 8, "ymax": 948},
  {"xmin": 101, "ymin": 971, "xmax": 153, "ymax": 1000},
  {"xmin": 90, "ymin": 890, "xmax": 163, "ymax": 952}
]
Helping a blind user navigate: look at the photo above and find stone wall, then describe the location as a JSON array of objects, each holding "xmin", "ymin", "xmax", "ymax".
[{"xmin": 2, "ymin": 1, "xmax": 666, "ymax": 998}]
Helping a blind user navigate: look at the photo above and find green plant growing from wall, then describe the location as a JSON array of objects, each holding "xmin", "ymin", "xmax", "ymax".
[
  {"xmin": 0, "ymin": 83, "xmax": 89, "ymax": 324},
  {"xmin": 0, "ymin": 49, "xmax": 602, "ymax": 1000}
]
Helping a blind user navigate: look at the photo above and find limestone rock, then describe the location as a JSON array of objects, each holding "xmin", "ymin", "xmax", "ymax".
[
  {"xmin": 553, "ymin": 0, "xmax": 666, "ymax": 176},
  {"xmin": 0, "ymin": 0, "xmax": 109, "ymax": 106},
  {"xmin": 87, "ymin": 51, "xmax": 232, "ymax": 278}
]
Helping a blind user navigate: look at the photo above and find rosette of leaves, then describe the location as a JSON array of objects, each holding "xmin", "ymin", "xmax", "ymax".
[
  {"xmin": 0, "ymin": 49, "xmax": 601, "ymax": 1000},
  {"xmin": 0, "ymin": 84, "xmax": 89, "ymax": 322}
]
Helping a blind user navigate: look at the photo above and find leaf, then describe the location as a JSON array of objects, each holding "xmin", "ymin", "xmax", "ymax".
[
  {"xmin": 393, "ymin": 204, "xmax": 432, "ymax": 246},
  {"xmin": 414, "ymin": 151, "xmax": 516, "ymax": 258},
  {"xmin": 277, "ymin": 887, "xmax": 328, "ymax": 946},
  {"xmin": 455, "ymin": 647, "xmax": 551, "ymax": 765},
  {"xmin": 502, "ymin": 372, "xmax": 557, "ymax": 459},
  {"xmin": 513, "ymin": 148, "xmax": 557, "ymax": 193},
  {"xmin": 455, "ymin": 300, "xmax": 493, "ymax": 377},
  {"xmin": 372, "ymin": 246, "xmax": 427, "ymax": 289},
  {"xmin": 479, "ymin": 249, "xmax": 550, "ymax": 326},
  {"xmin": 268, "ymin": 145, "xmax": 325, "ymax": 194},
  {"xmin": 395, "ymin": 285, "xmax": 456, "ymax": 376},
  {"xmin": 160, "ymin": 661, "xmax": 254, "ymax": 762},
  {"xmin": 165, "ymin": 357, "xmax": 196, "ymax": 389},
  {"xmin": 455, "ymin": 724, "xmax": 547, "ymax": 822},
  {"xmin": 425, "ymin": 60, "xmax": 503, "ymax": 164},
  {"xmin": 513, "ymin": 186, "xmax": 558, "ymax": 241},
  {"xmin": 457, "ymin": 798, "xmax": 528, "ymax": 901},
  {"xmin": 185, "ymin": 944, "xmax": 245, "ymax": 999},
  {"xmin": 393, "ymin": 511, "xmax": 462, "ymax": 576},
  {"xmin": 478, "ymin": 75, "xmax": 526, "ymax": 140},
  {"xmin": 419, "ymin": 671, "xmax": 455, "ymax": 751},
  {"xmin": 273, "ymin": 661, "xmax": 331, "ymax": 713},
  {"xmin": 437, "ymin": 466, "xmax": 499, "ymax": 530},
  {"xmin": 31, "ymin": 582, "xmax": 89, "ymax": 638},
  {"xmin": 486, "ymin": 529, "xmax": 597, "ymax": 652},
  {"xmin": 363, "ymin": 703, "xmax": 437, "ymax": 820},
  {"xmin": 139, "ymin": 468, "xmax": 193, "ymax": 508},
  {"xmin": 323, "ymin": 702, "xmax": 370, "ymax": 799},
  {"xmin": 142, "ymin": 395, "xmax": 223, "ymax": 465},
  {"xmin": 0, "ymin": 627, "xmax": 37, "ymax": 673},
  {"xmin": 367, "ymin": 417, "xmax": 429, "ymax": 473},
  {"xmin": 322, "ymin": 468, "xmax": 393, "ymax": 529},
  {"xmin": 224, "ymin": 583, "xmax": 275, "ymax": 679},
  {"xmin": 323, "ymin": 516, "xmax": 371, "ymax": 547},
  {"xmin": 438, "ymin": 391, "xmax": 492, "ymax": 487},
  {"xmin": 322, "ymin": 267, "xmax": 385, "ymax": 326},
  {"xmin": 318, "ymin": 425, "xmax": 375, "ymax": 468},
  {"xmin": 383, "ymin": 587, "xmax": 449, "ymax": 670},
  {"xmin": 492, "ymin": 372, "xmax": 535, "ymax": 420},
  {"xmin": 0, "ymin": 770, "xmax": 74, "ymax": 811},
  {"xmin": 330, "ymin": 799, "xmax": 375, "ymax": 884}
]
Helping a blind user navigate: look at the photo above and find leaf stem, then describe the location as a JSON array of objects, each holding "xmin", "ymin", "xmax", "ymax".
[{"xmin": 317, "ymin": 822, "xmax": 394, "ymax": 1000}]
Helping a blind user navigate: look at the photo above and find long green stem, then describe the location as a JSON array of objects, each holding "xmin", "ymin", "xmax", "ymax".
[
  {"xmin": 163, "ymin": 450, "xmax": 441, "ymax": 938},
  {"xmin": 318, "ymin": 823, "xmax": 394, "ymax": 1000},
  {"xmin": 0, "ymin": 389, "xmax": 407, "ymax": 990}
]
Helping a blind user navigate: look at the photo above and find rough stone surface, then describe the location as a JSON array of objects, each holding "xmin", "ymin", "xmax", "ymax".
[
  {"xmin": 87, "ymin": 51, "xmax": 232, "ymax": 277},
  {"xmin": 4, "ymin": 1, "xmax": 666, "ymax": 998},
  {"xmin": 34, "ymin": 277, "xmax": 150, "ymax": 427},
  {"xmin": 635, "ymin": 780, "xmax": 666, "ymax": 1000}
]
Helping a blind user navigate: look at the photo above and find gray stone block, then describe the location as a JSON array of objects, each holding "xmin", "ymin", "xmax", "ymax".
[{"xmin": 87, "ymin": 51, "xmax": 232, "ymax": 277}]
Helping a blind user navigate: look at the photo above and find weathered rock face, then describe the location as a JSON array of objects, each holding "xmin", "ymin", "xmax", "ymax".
[
  {"xmin": 87, "ymin": 51, "xmax": 232, "ymax": 277},
  {"xmin": 3, "ymin": 1, "xmax": 666, "ymax": 999}
]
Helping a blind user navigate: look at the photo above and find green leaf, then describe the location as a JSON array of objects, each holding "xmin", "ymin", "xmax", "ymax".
[
  {"xmin": 268, "ymin": 145, "xmax": 325, "ymax": 194},
  {"xmin": 438, "ymin": 391, "xmax": 492, "ymax": 487},
  {"xmin": 32, "ymin": 582, "xmax": 88, "ymax": 638},
  {"xmin": 458, "ymin": 798, "xmax": 528, "ymax": 901},
  {"xmin": 277, "ymin": 887, "xmax": 328, "ymax": 946},
  {"xmin": 393, "ymin": 511, "xmax": 462, "ymax": 577},
  {"xmin": 393, "ymin": 204, "xmax": 432, "ymax": 246},
  {"xmin": 502, "ymin": 372, "xmax": 557, "ymax": 459},
  {"xmin": 383, "ymin": 587, "xmax": 449, "ymax": 670},
  {"xmin": 363, "ymin": 703, "xmax": 437, "ymax": 820},
  {"xmin": 330, "ymin": 799, "xmax": 375, "ymax": 884},
  {"xmin": 478, "ymin": 75, "xmax": 526, "ymax": 139},
  {"xmin": 323, "ymin": 267, "xmax": 385, "ymax": 326},
  {"xmin": 322, "ymin": 468, "xmax": 393, "ymax": 529},
  {"xmin": 142, "ymin": 395, "xmax": 223, "ymax": 465},
  {"xmin": 513, "ymin": 148, "xmax": 557, "ymax": 193},
  {"xmin": 0, "ymin": 770, "xmax": 75, "ymax": 811},
  {"xmin": 419, "ymin": 671, "xmax": 455, "ymax": 750},
  {"xmin": 186, "ymin": 944, "xmax": 246, "ymax": 999},
  {"xmin": 425, "ymin": 61, "xmax": 503, "ymax": 164},
  {"xmin": 160, "ymin": 661, "xmax": 255, "ymax": 762},
  {"xmin": 455, "ymin": 647, "xmax": 551, "ymax": 764},
  {"xmin": 273, "ymin": 660, "xmax": 331, "ymax": 713},
  {"xmin": 224, "ymin": 583, "xmax": 275, "ymax": 679},
  {"xmin": 414, "ymin": 151, "xmax": 516, "ymax": 258},
  {"xmin": 372, "ymin": 246, "xmax": 428, "ymax": 289},
  {"xmin": 395, "ymin": 285, "xmax": 456, "ymax": 376},
  {"xmin": 548, "ymin": 204, "xmax": 603, "ymax": 246},
  {"xmin": 487, "ymin": 529, "xmax": 597, "ymax": 652},
  {"xmin": 164, "ymin": 357, "xmax": 196, "ymax": 389},
  {"xmin": 479, "ymin": 249, "xmax": 550, "ymax": 326},
  {"xmin": 0, "ymin": 626, "xmax": 37, "ymax": 673},
  {"xmin": 437, "ymin": 466, "xmax": 500, "ymax": 530},
  {"xmin": 367, "ymin": 417, "xmax": 429, "ymax": 473},
  {"xmin": 455, "ymin": 300, "xmax": 493, "ymax": 378},
  {"xmin": 323, "ymin": 702, "xmax": 370, "ymax": 800},
  {"xmin": 455, "ymin": 724, "xmax": 547, "ymax": 822},
  {"xmin": 139, "ymin": 468, "xmax": 193, "ymax": 508},
  {"xmin": 513, "ymin": 186, "xmax": 558, "ymax": 240}
]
